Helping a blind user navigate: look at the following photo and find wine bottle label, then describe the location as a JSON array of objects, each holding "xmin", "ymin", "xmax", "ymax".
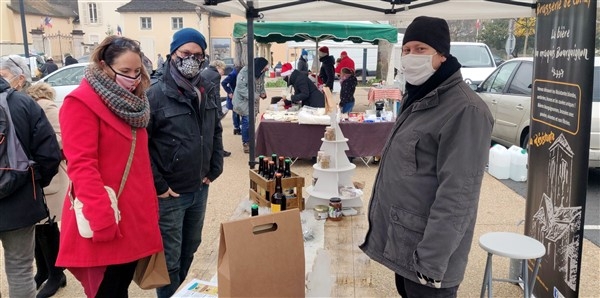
[{"xmin": 271, "ymin": 203, "xmax": 281, "ymax": 213}]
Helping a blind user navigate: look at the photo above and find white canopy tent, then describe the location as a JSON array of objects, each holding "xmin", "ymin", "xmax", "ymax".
[
  {"xmin": 189, "ymin": 0, "xmax": 536, "ymax": 22},
  {"xmin": 186, "ymin": 0, "xmax": 537, "ymax": 163}
]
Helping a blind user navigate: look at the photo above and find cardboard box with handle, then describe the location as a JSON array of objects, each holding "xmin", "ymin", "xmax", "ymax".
[{"xmin": 218, "ymin": 209, "xmax": 305, "ymax": 297}]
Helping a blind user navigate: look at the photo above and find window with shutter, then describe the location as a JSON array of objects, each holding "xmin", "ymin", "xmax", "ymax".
[
  {"xmin": 81, "ymin": 3, "xmax": 89, "ymax": 25},
  {"xmin": 88, "ymin": 3, "xmax": 98, "ymax": 24}
]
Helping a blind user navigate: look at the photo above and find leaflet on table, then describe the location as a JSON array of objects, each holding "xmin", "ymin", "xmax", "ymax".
[{"xmin": 172, "ymin": 279, "xmax": 218, "ymax": 297}]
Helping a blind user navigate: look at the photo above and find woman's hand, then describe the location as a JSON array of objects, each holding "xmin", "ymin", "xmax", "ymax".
[
  {"xmin": 202, "ymin": 177, "xmax": 211, "ymax": 185},
  {"xmin": 260, "ymin": 93, "xmax": 267, "ymax": 99},
  {"xmin": 92, "ymin": 223, "xmax": 122, "ymax": 243},
  {"xmin": 158, "ymin": 187, "xmax": 180, "ymax": 199}
]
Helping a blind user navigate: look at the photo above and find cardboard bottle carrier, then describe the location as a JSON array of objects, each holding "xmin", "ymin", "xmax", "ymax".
[
  {"xmin": 249, "ymin": 169, "xmax": 305, "ymax": 210},
  {"xmin": 218, "ymin": 209, "xmax": 305, "ymax": 297}
]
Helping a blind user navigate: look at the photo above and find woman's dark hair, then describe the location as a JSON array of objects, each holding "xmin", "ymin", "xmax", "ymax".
[{"xmin": 91, "ymin": 35, "xmax": 150, "ymax": 97}]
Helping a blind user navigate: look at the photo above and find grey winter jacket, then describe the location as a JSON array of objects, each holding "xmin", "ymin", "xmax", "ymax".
[
  {"xmin": 360, "ymin": 71, "xmax": 493, "ymax": 288},
  {"xmin": 232, "ymin": 65, "xmax": 266, "ymax": 117}
]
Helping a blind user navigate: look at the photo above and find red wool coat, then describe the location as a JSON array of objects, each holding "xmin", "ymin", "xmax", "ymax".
[{"xmin": 56, "ymin": 79, "xmax": 163, "ymax": 267}]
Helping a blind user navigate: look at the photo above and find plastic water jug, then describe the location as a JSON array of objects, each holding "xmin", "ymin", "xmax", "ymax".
[
  {"xmin": 488, "ymin": 144, "xmax": 510, "ymax": 179},
  {"xmin": 509, "ymin": 146, "xmax": 528, "ymax": 182}
]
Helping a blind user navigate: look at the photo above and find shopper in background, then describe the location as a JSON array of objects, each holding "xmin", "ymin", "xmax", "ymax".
[
  {"xmin": 0, "ymin": 76, "xmax": 61, "ymax": 297},
  {"xmin": 40, "ymin": 57, "xmax": 58, "ymax": 77},
  {"xmin": 232, "ymin": 57, "xmax": 268, "ymax": 154},
  {"xmin": 141, "ymin": 52, "xmax": 153, "ymax": 76},
  {"xmin": 157, "ymin": 53, "xmax": 165, "ymax": 71},
  {"xmin": 339, "ymin": 67, "xmax": 357, "ymax": 113},
  {"xmin": 56, "ymin": 35, "xmax": 163, "ymax": 297},
  {"xmin": 64, "ymin": 54, "xmax": 79, "ymax": 66},
  {"xmin": 360, "ymin": 16, "xmax": 493, "ymax": 298},
  {"xmin": 280, "ymin": 62, "xmax": 324, "ymax": 108},
  {"xmin": 297, "ymin": 49, "xmax": 309, "ymax": 74},
  {"xmin": 0, "ymin": 55, "xmax": 33, "ymax": 91},
  {"xmin": 146, "ymin": 28, "xmax": 224, "ymax": 298},
  {"xmin": 201, "ymin": 59, "xmax": 231, "ymax": 157},
  {"xmin": 335, "ymin": 51, "xmax": 356, "ymax": 76},
  {"xmin": 317, "ymin": 46, "xmax": 335, "ymax": 91},
  {"xmin": 221, "ymin": 65, "xmax": 242, "ymax": 135},
  {"xmin": 26, "ymin": 83, "xmax": 69, "ymax": 298}
]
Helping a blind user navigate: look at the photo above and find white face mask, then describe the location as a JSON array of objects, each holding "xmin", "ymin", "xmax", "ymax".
[{"xmin": 401, "ymin": 54, "xmax": 436, "ymax": 86}]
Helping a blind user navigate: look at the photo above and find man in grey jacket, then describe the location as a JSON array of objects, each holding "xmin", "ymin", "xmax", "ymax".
[{"xmin": 360, "ymin": 16, "xmax": 493, "ymax": 297}]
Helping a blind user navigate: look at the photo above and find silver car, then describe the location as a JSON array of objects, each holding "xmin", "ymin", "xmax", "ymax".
[{"xmin": 476, "ymin": 57, "xmax": 600, "ymax": 168}]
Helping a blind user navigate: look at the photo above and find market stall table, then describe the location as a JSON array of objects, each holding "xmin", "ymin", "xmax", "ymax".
[{"xmin": 255, "ymin": 119, "xmax": 395, "ymax": 163}]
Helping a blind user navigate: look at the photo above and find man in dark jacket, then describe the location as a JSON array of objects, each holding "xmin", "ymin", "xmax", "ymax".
[
  {"xmin": 64, "ymin": 54, "xmax": 78, "ymax": 66},
  {"xmin": 297, "ymin": 49, "xmax": 309, "ymax": 74},
  {"xmin": 317, "ymin": 46, "xmax": 335, "ymax": 90},
  {"xmin": 280, "ymin": 63, "xmax": 324, "ymax": 108},
  {"xmin": 0, "ymin": 77, "xmax": 61, "ymax": 297},
  {"xmin": 146, "ymin": 28, "xmax": 224, "ymax": 298},
  {"xmin": 360, "ymin": 16, "xmax": 493, "ymax": 298},
  {"xmin": 201, "ymin": 60, "xmax": 231, "ymax": 157},
  {"xmin": 39, "ymin": 58, "xmax": 58, "ymax": 77}
]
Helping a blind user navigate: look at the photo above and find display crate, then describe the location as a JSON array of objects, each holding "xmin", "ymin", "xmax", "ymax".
[{"xmin": 249, "ymin": 169, "xmax": 305, "ymax": 210}]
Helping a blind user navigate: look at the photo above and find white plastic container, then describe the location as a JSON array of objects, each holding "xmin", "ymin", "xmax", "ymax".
[
  {"xmin": 509, "ymin": 146, "xmax": 528, "ymax": 182},
  {"xmin": 488, "ymin": 144, "xmax": 510, "ymax": 179}
]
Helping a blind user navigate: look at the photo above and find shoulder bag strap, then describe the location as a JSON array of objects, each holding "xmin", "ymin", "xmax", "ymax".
[{"xmin": 116, "ymin": 128, "xmax": 136, "ymax": 198}]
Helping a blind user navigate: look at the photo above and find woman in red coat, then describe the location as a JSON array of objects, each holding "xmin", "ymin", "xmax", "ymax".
[{"xmin": 56, "ymin": 36, "xmax": 163, "ymax": 297}]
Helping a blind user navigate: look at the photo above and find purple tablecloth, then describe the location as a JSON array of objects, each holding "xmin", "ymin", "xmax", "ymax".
[{"xmin": 255, "ymin": 120, "xmax": 395, "ymax": 158}]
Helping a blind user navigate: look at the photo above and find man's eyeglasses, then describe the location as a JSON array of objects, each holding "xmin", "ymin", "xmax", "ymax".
[{"xmin": 177, "ymin": 50, "xmax": 205, "ymax": 61}]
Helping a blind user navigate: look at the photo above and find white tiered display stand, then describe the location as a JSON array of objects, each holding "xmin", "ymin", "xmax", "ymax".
[{"xmin": 305, "ymin": 115, "xmax": 363, "ymax": 209}]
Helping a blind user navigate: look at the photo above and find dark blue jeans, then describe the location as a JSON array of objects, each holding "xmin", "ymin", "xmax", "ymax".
[
  {"xmin": 341, "ymin": 102, "xmax": 355, "ymax": 114},
  {"xmin": 241, "ymin": 115, "xmax": 249, "ymax": 144},
  {"xmin": 232, "ymin": 111, "xmax": 241, "ymax": 130},
  {"xmin": 156, "ymin": 186, "xmax": 209, "ymax": 298},
  {"xmin": 227, "ymin": 98, "xmax": 241, "ymax": 130}
]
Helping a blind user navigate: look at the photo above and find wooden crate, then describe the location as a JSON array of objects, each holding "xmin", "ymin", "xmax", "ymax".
[{"xmin": 249, "ymin": 169, "xmax": 305, "ymax": 210}]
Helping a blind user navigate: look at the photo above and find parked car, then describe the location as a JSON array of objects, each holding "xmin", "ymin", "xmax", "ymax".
[
  {"xmin": 476, "ymin": 57, "xmax": 600, "ymax": 167},
  {"xmin": 450, "ymin": 42, "xmax": 498, "ymax": 86},
  {"xmin": 36, "ymin": 62, "xmax": 90, "ymax": 106}
]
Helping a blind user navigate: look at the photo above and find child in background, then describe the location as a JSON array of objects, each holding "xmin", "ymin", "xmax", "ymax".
[{"xmin": 339, "ymin": 67, "xmax": 357, "ymax": 113}]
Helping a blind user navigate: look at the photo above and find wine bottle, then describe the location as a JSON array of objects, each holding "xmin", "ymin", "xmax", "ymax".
[
  {"xmin": 271, "ymin": 153, "xmax": 278, "ymax": 169},
  {"xmin": 262, "ymin": 158, "xmax": 270, "ymax": 179},
  {"xmin": 257, "ymin": 155, "xmax": 265, "ymax": 176},
  {"xmin": 278, "ymin": 156, "xmax": 285, "ymax": 174},
  {"xmin": 251, "ymin": 203, "xmax": 259, "ymax": 217},
  {"xmin": 284, "ymin": 158, "xmax": 292, "ymax": 178},
  {"xmin": 268, "ymin": 161, "xmax": 275, "ymax": 180},
  {"xmin": 271, "ymin": 173, "xmax": 286, "ymax": 213}
]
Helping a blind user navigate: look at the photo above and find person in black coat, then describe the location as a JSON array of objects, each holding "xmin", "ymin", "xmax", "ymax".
[
  {"xmin": 281, "ymin": 63, "xmax": 325, "ymax": 108},
  {"xmin": 317, "ymin": 46, "xmax": 335, "ymax": 90},
  {"xmin": 201, "ymin": 60, "xmax": 231, "ymax": 157},
  {"xmin": 339, "ymin": 67, "xmax": 357, "ymax": 113},
  {"xmin": 64, "ymin": 54, "xmax": 78, "ymax": 66},
  {"xmin": 0, "ymin": 77, "xmax": 61, "ymax": 297},
  {"xmin": 39, "ymin": 58, "xmax": 58, "ymax": 77}
]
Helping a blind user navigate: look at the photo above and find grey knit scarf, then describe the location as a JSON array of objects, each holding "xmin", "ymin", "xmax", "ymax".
[{"xmin": 84, "ymin": 65, "xmax": 150, "ymax": 128}]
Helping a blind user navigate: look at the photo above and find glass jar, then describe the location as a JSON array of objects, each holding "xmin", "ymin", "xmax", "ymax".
[
  {"xmin": 324, "ymin": 126, "xmax": 336, "ymax": 141},
  {"xmin": 314, "ymin": 205, "xmax": 328, "ymax": 220},
  {"xmin": 328, "ymin": 197, "xmax": 343, "ymax": 221},
  {"xmin": 320, "ymin": 154, "xmax": 330, "ymax": 169}
]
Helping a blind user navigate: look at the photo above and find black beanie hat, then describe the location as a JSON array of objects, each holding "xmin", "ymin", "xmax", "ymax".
[{"xmin": 402, "ymin": 16, "xmax": 451, "ymax": 57}]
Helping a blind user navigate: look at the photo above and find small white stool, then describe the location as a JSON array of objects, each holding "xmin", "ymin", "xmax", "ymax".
[{"xmin": 479, "ymin": 232, "xmax": 546, "ymax": 298}]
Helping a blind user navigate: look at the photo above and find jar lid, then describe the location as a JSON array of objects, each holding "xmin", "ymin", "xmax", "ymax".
[
  {"xmin": 314, "ymin": 205, "xmax": 328, "ymax": 212},
  {"xmin": 329, "ymin": 197, "xmax": 341, "ymax": 203}
]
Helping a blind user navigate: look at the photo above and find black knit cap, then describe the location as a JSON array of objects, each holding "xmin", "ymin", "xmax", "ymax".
[{"xmin": 402, "ymin": 16, "xmax": 451, "ymax": 57}]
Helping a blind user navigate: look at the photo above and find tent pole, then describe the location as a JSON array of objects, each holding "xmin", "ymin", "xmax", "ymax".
[{"xmin": 247, "ymin": 10, "xmax": 256, "ymax": 169}]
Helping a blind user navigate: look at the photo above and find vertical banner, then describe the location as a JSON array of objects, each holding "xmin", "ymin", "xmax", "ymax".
[{"xmin": 526, "ymin": 1, "xmax": 596, "ymax": 298}]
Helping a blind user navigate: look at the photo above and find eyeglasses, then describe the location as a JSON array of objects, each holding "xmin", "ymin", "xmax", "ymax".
[
  {"xmin": 176, "ymin": 50, "xmax": 205, "ymax": 61},
  {"xmin": 8, "ymin": 58, "xmax": 25, "ymax": 75},
  {"xmin": 102, "ymin": 37, "xmax": 141, "ymax": 61}
]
